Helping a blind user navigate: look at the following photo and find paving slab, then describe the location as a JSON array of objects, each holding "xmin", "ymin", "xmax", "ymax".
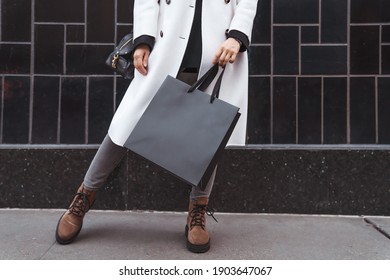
[{"xmin": 0, "ymin": 209, "xmax": 389, "ymax": 260}]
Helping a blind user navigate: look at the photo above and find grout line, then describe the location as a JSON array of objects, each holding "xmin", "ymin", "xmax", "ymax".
[
  {"xmin": 321, "ymin": 77, "xmax": 324, "ymax": 144},
  {"xmin": 319, "ymin": 0, "xmax": 322, "ymax": 44},
  {"xmin": 29, "ymin": 0, "xmax": 36, "ymax": 144},
  {"xmin": 379, "ymin": 25, "xmax": 382, "ymax": 75},
  {"xmin": 346, "ymin": 0, "xmax": 351, "ymax": 144},
  {"xmin": 0, "ymin": 76, "xmax": 3, "ymax": 143},
  {"xmin": 375, "ymin": 77, "xmax": 379, "ymax": 144},
  {"xmin": 363, "ymin": 217, "xmax": 390, "ymax": 240},
  {"xmin": 85, "ymin": 77, "xmax": 89, "ymax": 144},
  {"xmin": 295, "ymin": 77, "xmax": 299, "ymax": 144},
  {"xmin": 57, "ymin": 78, "xmax": 62, "ymax": 144},
  {"xmin": 0, "ymin": 0, "xmax": 2, "ymax": 41},
  {"xmin": 63, "ymin": 25, "xmax": 67, "ymax": 74},
  {"xmin": 84, "ymin": 0, "xmax": 87, "ymax": 43},
  {"xmin": 270, "ymin": 0, "xmax": 274, "ymax": 144}
]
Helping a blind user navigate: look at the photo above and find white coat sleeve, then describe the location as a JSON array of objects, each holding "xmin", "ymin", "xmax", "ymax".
[
  {"xmin": 134, "ymin": 0, "xmax": 160, "ymax": 39},
  {"xmin": 229, "ymin": 0, "xmax": 259, "ymax": 42}
]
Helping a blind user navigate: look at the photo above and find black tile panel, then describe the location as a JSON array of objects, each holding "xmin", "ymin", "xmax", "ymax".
[
  {"xmin": 351, "ymin": 0, "xmax": 390, "ymax": 23},
  {"xmin": 302, "ymin": 46, "xmax": 347, "ymax": 75},
  {"xmin": 274, "ymin": 0, "xmax": 319, "ymax": 24},
  {"xmin": 115, "ymin": 78, "xmax": 131, "ymax": 109},
  {"xmin": 273, "ymin": 77, "xmax": 296, "ymax": 144},
  {"xmin": 118, "ymin": 0, "xmax": 133, "ymax": 24},
  {"xmin": 34, "ymin": 25, "xmax": 64, "ymax": 74},
  {"xmin": 378, "ymin": 78, "xmax": 390, "ymax": 143},
  {"xmin": 301, "ymin": 26, "xmax": 319, "ymax": 44},
  {"xmin": 323, "ymin": 78, "xmax": 347, "ymax": 144},
  {"xmin": 382, "ymin": 46, "xmax": 390, "ymax": 74},
  {"xmin": 247, "ymin": 77, "xmax": 271, "ymax": 144},
  {"xmin": 298, "ymin": 78, "xmax": 321, "ymax": 144},
  {"xmin": 251, "ymin": 0, "xmax": 270, "ymax": 44},
  {"xmin": 60, "ymin": 77, "xmax": 86, "ymax": 144},
  {"xmin": 35, "ymin": 0, "xmax": 84, "ymax": 22},
  {"xmin": 321, "ymin": 0, "xmax": 347, "ymax": 43},
  {"xmin": 350, "ymin": 26, "xmax": 380, "ymax": 75},
  {"xmin": 66, "ymin": 25, "xmax": 85, "ymax": 43},
  {"xmin": 350, "ymin": 78, "xmax": 376, "ymax": 144},
  {"xmin": 382, "ymin": 26, "xmax": 390, "ymax": 43},
  {"xmin": 87, "ymin": 0, "xmax": 115, "ymax": 43},
  {"xmin": 117, "ymin": 25, "xmax": 133, "ymax": 44},
  {"xmin": 273, "ymin": 26, "xmax": 299, "ymax": 75},
  {"xmin": 32, "ymin": 77, "xmax": 59, "ymax": 144},
  {"xmin": 66, "ymin": 45, "xmax": 113, "ymax": 75},
  {"xmin": 249, "ymin": 46, "xmax": 270, "ymax": 75},
  {"xmin": 1, "ymin": 0, "xmax": 31, "ymax": 42},
  {"xmin": 0, "ymin": 44, "xmax": 31, "ymax": 74},
  {"xmin": 2, "ymin": 77, "xmax": 30, "ymax": 143},
  {"xmin": 88, "ymin": 77, "xmax": 114, "ymax": 144}
]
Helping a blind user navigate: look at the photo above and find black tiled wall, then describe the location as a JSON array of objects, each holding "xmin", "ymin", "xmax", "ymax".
[{"xmin": 1, "ymin": 0, "xmax": 389, "ymax": 145}]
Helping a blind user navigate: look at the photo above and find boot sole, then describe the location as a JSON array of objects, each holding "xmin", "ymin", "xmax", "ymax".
[
  {"xmin": 55, "ymin": 212, "xmax": 82, "ymax": 245},
  {"xmin": 185, "ymin": 225, "xmax": 210, "ymax": 253}
]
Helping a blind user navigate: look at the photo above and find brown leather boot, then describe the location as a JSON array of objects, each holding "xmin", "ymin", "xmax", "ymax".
[
  {"xmin": 55, "ymin": 184, "xmax": 96, "ymax": 244},
  {"xmin": 185, "ymin": 197, "xmax": 216, "ymax": 253}
]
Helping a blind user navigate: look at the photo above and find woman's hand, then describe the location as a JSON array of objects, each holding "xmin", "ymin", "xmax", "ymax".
[
  {"xmin": 133, "ymin": 44, "xmax": 150, "ymax": 75},
  {"xmin": 213, "ymin": 38, "xmax": 241, "ymax": 67}
]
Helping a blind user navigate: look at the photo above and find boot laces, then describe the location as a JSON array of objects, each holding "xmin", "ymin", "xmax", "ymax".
[
  {"xmin": 68, "ymin": 192, "xmax": 90, "ymax": 217},
  {"xmin": 190, "ymin": 204, "xmax": 218, "ymax": 230}
]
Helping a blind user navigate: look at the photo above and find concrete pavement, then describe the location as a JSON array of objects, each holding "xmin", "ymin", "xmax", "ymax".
[{"xmin": 0, "ymin": 209, "xmax": 389, "ymax": 260}]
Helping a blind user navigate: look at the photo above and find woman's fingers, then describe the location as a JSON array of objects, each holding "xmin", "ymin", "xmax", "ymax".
[
  {"xmin": 214, "ymin": 38, "xmax": 240, "ymax": 67},
  {"xmin": 133, "ymin": 45, "xmax": 150, "ymax": 75}
]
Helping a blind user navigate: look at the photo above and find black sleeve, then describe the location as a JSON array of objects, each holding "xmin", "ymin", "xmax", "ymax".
[
  {"xmin": 133, "ymin": 35, "xmax": 155, "ymax": 52},
  {"xmin": 228, "ymin": 29, "xmax": 250, "ymax": 52}
]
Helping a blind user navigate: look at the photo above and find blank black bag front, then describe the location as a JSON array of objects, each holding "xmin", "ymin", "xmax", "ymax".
[{"xmin": 124, "ymin": 65, "xmax": 240, "ymax": 189}]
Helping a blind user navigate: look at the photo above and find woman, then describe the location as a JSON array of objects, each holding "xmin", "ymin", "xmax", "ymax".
[{"xmin": 56, "ymin": 0, "xmax": 258, "ymax": 253}]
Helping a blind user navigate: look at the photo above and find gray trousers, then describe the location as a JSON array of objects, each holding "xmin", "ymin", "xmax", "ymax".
[{"xmin": 83, "ymin": 70, "xmax": 216, "ymax": 200}]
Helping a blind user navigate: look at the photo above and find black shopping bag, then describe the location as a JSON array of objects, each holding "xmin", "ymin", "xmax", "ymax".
[{"xmin": 124, "ymin": 64, "xmax": 240, "ymax": 189}]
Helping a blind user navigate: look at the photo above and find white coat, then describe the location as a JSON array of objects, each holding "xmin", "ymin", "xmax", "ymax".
[{"xmin": 108, "ymin": 0, "xmax": 258, "ymax": 146}]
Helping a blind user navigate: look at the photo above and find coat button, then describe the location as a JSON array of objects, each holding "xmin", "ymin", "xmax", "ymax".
[
  {"xmin": 166, "ymin": 0, "xmax": 171, "ymax": 4},
  {"xmin": 225, "ymin": 0, "xmax": 230, "ymax": 3},
  {"xmin": 160, "ymin": 30, "xmax": 164, "ymax": 37}
]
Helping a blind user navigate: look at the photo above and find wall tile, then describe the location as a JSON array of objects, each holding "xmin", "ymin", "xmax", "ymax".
[
  {"xmin": 251, "ymin": 0, "xmax": 270, "ymax": 44},
  {"xmin": 66, "ymin": 45, "xmax": 113, "ymax": 75},
  {"xmin": 302, "ymin": 46, "xmax": 347, "ymax": 75},
  {"xmin": 350, "ymin": 78, "xmax": 376, "ymax": 144},
  {"xmin": 321, "ymin": 0, "xmax": 347, "ymax": 43},
  {"xmin": 32, "ymin": 77, "xmax": 59, "ymax": 143},
  {"xmin": 35, "ymin": 0, "xmax": 84, "ymax": 22},
  {"xmin": 247, "ymin": 77, "xmax": 270, "ymax": 144},
  {"xmin": 117, "ymin": 25, "xmax": 133, "ymax": 44},
  {"xmin": 273, "ymin": 26, "xmax": 299, "ymax": 75},
  {"xmin": 60, "ymin": 77, "xmax": 86, "ymax": 144},
  {"xmin": 118, "ymin": 0, "xmax": 133, "ymax": 24},
  {"xmin": 382, "ymin": 46, "xmax": 390, "ymax": 74},
  {"xmin": 351, "ymin": 0, "xmax": 390, "ymax": 23},
  {"xmin": 66, "ymin": 25, "xmax": 85, "ymax": 43},
  {"xmin": 87, "ymin": 0, "xmax": 115, "ymax": 43},
  {"xmin": 378, "ymin": 78, "xmax": 390, "ymax": 143},
  {"xmin": 298, "ymin": 78, "xmax": 321, "ymax": 144},
  {"xmin": 88, "ymin": 77, "xmax": 114, "ymax": 144},
  {"xmin": 382, "ymin": 26, "xmax": 390, "ymax": 43},
  {"xmin": 1, "ymin": 0, "xmax": 31, "ymax": 42},
  {"xmin": 34, "ymin": 25, "xmax": 64, "ymax": 74},
  {"xmin": 273, "ymin": 77, "xmax": 296, "ymax": 144},
  {"xmin": 274, "ymin": 0, "xmax": 319, "ymax": 24},
  {"xmin": 0, "ymin": 44, "xmax": 30, "ymax": 74},
  {"xmin": 116, "ymin": 78, "xmax": 131, "ymax": 109},
  {"xmin": 323, "ymin": 78, "xmax": 347, "ymax": 144},
  {"xmin": 350, "ymin": 26, "xmax": 380, "ymax": 75},
  {"xmin": 2, "ymin": 77, "xmax": 30, "ymax": 143},
  {"xmin": 249, "ymin": 46, "xmax": 270, "ymax": 75},
  {"xmin": 301, "ymin": 26, "xmax": 319, "ymax": 44}
]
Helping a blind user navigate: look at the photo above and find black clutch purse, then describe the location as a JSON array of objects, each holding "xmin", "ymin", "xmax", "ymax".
[{"xmin": 105, "ymin": 33, "xmax": 134, "ymax": 79}]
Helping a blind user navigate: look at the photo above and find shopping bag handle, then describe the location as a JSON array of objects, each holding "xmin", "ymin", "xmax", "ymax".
[{"xmin": 187, "ymin": 64, "xmax": 225, "ymax": 103}]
